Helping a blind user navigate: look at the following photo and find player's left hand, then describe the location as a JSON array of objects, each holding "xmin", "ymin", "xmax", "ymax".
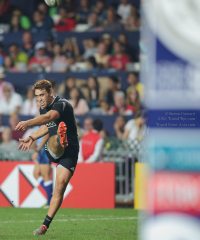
[{"xmin": 15, "ymin": 121, "xmax": 28, "ymax": 131}]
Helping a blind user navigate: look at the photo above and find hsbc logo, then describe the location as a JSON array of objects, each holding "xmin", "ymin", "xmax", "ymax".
[
  {"xmin": 0, "ymin": 164, "xmax": 73, "ymax": 208},
  {"xmin": 46, "ymin": 121, "xmax": 56, "ymax": 128}
]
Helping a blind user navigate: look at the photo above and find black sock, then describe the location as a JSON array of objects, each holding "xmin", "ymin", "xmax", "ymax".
[{"xmin": 43, "ymin": 215, "xmax": 53, "ymax": 228}]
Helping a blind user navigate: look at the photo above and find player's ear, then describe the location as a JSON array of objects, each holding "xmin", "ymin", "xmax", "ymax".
[{"xmin": 49, "ymin": 90, "xmax": 53, "ymax": 96}]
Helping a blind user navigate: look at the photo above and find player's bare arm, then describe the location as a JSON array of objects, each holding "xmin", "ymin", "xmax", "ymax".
[
  {"xmin": 15, "ymin": 110, "xmax": 60, "ymax": 131},
  {"xmin": 18, "ymin": 125, "xmax": 49, "ymax": 152}
]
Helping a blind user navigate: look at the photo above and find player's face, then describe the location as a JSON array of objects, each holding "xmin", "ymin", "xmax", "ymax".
[{"xmin": 35, "ymin": 89, "xmax": 52, "ymax": 108}]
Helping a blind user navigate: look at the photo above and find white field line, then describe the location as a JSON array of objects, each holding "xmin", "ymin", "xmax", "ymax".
[{"xmin": 0, "ymin": 217, "xmax": 138, "ymax": 224}]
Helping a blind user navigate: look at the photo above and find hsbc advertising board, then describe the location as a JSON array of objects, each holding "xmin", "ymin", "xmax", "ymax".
[
  {"xmin": 0, "ymin": 162, "xmax": 115, "ymax": 209},
  {"xmin": 140, "ymin": 0, "xmax": 200, "ymax": 239}
]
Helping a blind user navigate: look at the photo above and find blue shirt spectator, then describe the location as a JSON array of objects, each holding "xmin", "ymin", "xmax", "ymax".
[{"xmin": 76, "ymin": 0, "xmax": 91, "ymax": 24}]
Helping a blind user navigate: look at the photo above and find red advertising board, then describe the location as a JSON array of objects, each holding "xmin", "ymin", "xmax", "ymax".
[
  {"xmin": 0, "ymin": 161, "xmax": 115, "ymax": 209},
  {"xmin": 148, "ymin": 171, "xmax": 200, "ymax": 215}
]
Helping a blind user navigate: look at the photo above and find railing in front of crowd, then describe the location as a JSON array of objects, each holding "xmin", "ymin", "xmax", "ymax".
[{"xmin": 103, "ymin": 137, "xmax": 144, "ymax": 204}]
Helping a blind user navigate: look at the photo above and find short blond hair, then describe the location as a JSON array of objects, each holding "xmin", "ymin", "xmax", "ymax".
[{"xmin": 33, "ymin": 79, "xmax": 52, "ymax": 93}]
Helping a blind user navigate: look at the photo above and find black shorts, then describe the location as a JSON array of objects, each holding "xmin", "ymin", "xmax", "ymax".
[{"xmin": 45, "ymin": 149, "xmax": 78, "ymax": 175}]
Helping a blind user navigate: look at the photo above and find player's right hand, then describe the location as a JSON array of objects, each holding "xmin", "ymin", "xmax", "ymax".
[{"xmin": 18, "ymin": 137, "xmax": 33, "ymax": 152}]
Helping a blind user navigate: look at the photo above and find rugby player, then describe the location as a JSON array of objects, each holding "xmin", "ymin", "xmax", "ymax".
[{"xmin": 16, "ymin": 79, "xmax": 79, "ymax": 235}]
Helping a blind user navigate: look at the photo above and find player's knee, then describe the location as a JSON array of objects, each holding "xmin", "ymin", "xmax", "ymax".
[{"xmin": 55, "ymin": 180, "xmax": 67, "ymax": 196}]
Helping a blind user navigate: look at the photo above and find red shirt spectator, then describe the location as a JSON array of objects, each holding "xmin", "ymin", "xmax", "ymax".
[
  {"xmin": 111, "ymin": 105, "xmax": 135, "ymax": 115},
  {"xmin": 108, "ymin": 41, "xmax": 130, "ymax": 71},
  {"xmin": 54, "ymin": 7, "xmax": 75, "ymax": 32},
  {"xmin": 109, "ymin": 91, "xmax": 135, "ymax": 115},
  {"xmin": 28, "ymin": 42, "xmax": 52, "ymax": 72},
  {"xmin": 78, "ymin": 119, "xmax": 104, "ymax": 163}
]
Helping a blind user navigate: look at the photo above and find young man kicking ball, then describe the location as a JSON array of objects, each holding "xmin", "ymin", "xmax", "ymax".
[{"xmin": 16, "ymin": 80, "xmax": 79, "ymax": 235}]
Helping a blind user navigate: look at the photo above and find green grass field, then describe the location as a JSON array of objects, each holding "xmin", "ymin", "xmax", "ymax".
[{"xmin": 0, "ymin": 208, "xmax": 138, "ymax": 240}]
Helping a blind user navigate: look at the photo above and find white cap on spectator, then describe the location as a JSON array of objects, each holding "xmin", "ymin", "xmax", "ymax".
[{"xmin": 35, "ymin": 42, "xmax": 46, "ymax": 51}]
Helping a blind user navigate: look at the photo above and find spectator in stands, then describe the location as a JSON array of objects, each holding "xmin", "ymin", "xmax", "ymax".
[
  {"xmin": 123, "ymin": 110, "xmax": 147, "ymax": 141},
  {"xmin": 9, "ymin": 15, "xmax": 23, "ymax": 32},
  {"xmin": 94, "ymin": 42, "xmax": 110, "ymax": 69},
  {"xmin": 76, "ymin": 0, "xmax": 91, "ymax": 24},
  {"xmin": 78, "ymin": 119, "xmax": 104, "ymax": 163},
  {"xmin": 108, "ymin": 41, "xmax": 130, "ymax": 71},
  {"xmin": 105, "ymin": 75, "xmax": 120, "ymax": 105},
  {"xmin": 118, "ymin": 34, "xmax": 137, "ymax": 62},
  {"xmin": 21, "ymin": 87, "xmax": 38, "ymax": 116},
  {"xmin": 31, "ymin": 10, "xmax": 50, "ymax": 33},
  {"xmin": 83, "ymin": 38, "xmax": 98, "ymax": 60},
  {"xmin": 52, "ymin": 43, "xmax": 67, "ymax": 72},
  {"xmin": 50, "ymin": 80, "xmax": 60, "ymax": 96},
  {"xmin": 113, "ymin": 115, "xmax": 126, "ymax": 138},
  {"xmin": 60, "ymin": 76, "xmax": 84, "ymax": 99},
  {"xmin": 37, "ymin": 3, "xmax": 54, "ymax": 30},
  {"xmin": 109, "ymin": 91, "xmax": 135, "ymax": 115},
  {"xmin": 83, "ymin": 117, "xmax": 93, "ymax": 135},
  {"xmin": 102, "ymin": 34, "xmax": 113, "ymax": 54},
  {"xmin": 9, "ymin": 113, "xmax": 26, "ymax": 141},
  {"xmin": 0, "ymin": 84, "xmax": 23, "ymax": 115},
  {"xmin": 21, "ymin": 31, "xmax": 34, "ymax": 59},
  {"xmin": 62, "ymin": 37, "xmax": 80, "ymax": 60},
  {"xmin": 85, "ymin": 56, "xmax": 98, "ymax": 71},
  {"xmin": 69, "ymin": 87, "xmax": 89, "ymax": 115},
  {"xmin": 45, "ymin": 34, "xmax": 54, "ymax": 58},
  {"xmin": 28, "ymin": 42, "xmax": 52, "ymax": 72},
  {"xmin": 54, "ymin": 7, "xmax": 75, "ymax": 32},
  {"xmin": 103, "ymin": 7, "xmax": 123, "ymax": 31},
  {"xmin": 87, "ymin": 12, "xmax": 101, "ymax": 31},
  {"xmin": 65, "ymin": 56, "xmax": 77, "ymax": 72},
  {"xmin": 87, "ymin": 76, "xmax": 103, "ymax": 108},
  {"xmin": 0, "ymin": 43, "xmax": 5, "ymax": 67},
  {"xmin": 9, "ymin": 43, "xmax": 28, "ymax": 72},
  {"xmin": 12, "ymin": 8, "xmax": 31, "ymax": 30},
  {"xmin": 117, "ymin": 0, "xmax": 132, "ymax": 22},
  {"xmin": 0, "ymin": 127, "xmax": 18, "ymax": 150},
  {"xmin": 125, "ymin": 14, "xmax": 137, "ymax": 31},
  {"xmin": 126, "ymin": 72, "xmax": 145, "ymax": 101},
  {"xmin": 0, "ymin": 0, "xmax": 13, "ymax": 23},
  {"xmin": 127, "ymin": 87, "xmax": 141, "ymax": 115},
  {"xmin": 100, "ymin": 98, "xmax": 110, "ymax": 114},
  {"xmin": 0, "ymin": 68, "xmax": 15, "ymax": 99},
  {"xmin": 3, "ymin": 56, "xmax": 19, "ymax": 72},
  {"xmin": 94, "ymin": 0, "xmax": 107, "ymax": 23},
  {"xmin": 60, "ymin": 0, "xmax": 77, "ymax": 19}
]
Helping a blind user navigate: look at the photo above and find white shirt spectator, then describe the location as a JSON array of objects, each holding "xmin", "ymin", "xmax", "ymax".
[
  {"xmin": 52, "ymin": 56, "xmax": 67, "ymax": 72},
  {"xmin": 117, "ymin": 4, "xmax": 132, "ymax": 20},
  {"xmin": 124, "ymin": 119, "xmax": 138, "ymax": 140},
  {"xmin": 21, "ymin": 97, "xmax": 38, "ymax": 116},
  {"xmin": 0, "ymin": 93, "xmax": 23, "ymax": 115}
]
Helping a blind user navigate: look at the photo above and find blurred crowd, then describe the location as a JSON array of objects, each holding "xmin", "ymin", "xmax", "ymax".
[
  {"xmin": 0, "ymin": 31, "xmax": 138, "ymax": 73},
  {"xmin": 0, "ymin": 0, "xmax": 146, "ymax": 158},
  {"xmin": 0, "ymin": 71, "xmax": 144, "ymax": 117},
  {"xmin": 0, "ymin": 0, "xmax": 140, "ymax": 32},
  {"xmin": 0, "ymin": 0, "xmax": 140, "ymax": 73}
]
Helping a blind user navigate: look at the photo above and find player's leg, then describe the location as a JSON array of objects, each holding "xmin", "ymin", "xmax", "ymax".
[
  {"xmin": 33, "ymin": 166, "xmax": 72, "ymax": 235},
  {"xmin": 46, "ymin": 166, "xmax": 72, "ymax": 218},
  {"xmin": 33, "ymin": 162, "xmax": 40, "ymax": 179},
  {"xmin": 40, "ymin": 164, "xmax": 52, "ymax": 206},
  {"xmin": 46, "ymin": 122, "xmax": 67, "ymax": 157}
]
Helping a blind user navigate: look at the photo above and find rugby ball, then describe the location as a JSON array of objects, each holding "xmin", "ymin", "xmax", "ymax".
[{"xmin": 44, "ymin": 0, "xmax": 62, "ymax": 7}]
